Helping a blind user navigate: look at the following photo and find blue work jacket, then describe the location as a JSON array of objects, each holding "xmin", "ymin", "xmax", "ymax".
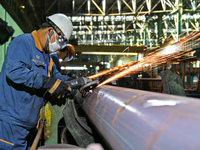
[{"xmin": 0, "ymin": 30, "xmax": 71, "ymax": 129}]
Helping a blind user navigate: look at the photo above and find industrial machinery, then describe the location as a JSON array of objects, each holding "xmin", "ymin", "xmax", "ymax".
[{"xmin": 32, "ymin": 84, "xmax": 200, "ymax": 150}]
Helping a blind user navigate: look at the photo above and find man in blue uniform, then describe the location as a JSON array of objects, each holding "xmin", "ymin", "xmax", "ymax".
[
  {"xmin": 0, "ymin": 13, "xmax": 74, "ymax": 149},
  {"xmin": 50, "ymin": 43, "xmax": 75, "ymax": 72}
]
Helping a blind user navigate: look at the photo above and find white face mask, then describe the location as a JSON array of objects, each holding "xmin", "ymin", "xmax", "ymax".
[{"xmin": 48, "ymin": 30, "xmax": 61, "ymax": 53}]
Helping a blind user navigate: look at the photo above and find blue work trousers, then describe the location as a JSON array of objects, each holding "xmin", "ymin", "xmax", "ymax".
[{"xmin": 0, "ymin": 120, "xmax": 36, "ymax": 150}]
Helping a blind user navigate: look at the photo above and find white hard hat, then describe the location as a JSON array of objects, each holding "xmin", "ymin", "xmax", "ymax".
[{"xmin": 47, "ymin": 13, "xmax": 73, "ymax": 41}]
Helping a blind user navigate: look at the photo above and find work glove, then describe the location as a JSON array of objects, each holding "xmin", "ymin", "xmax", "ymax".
[
  {"xmin": 42, "ymin": 75, "xmax": 73, "ymax": 99},
  {"xmin": 65, "ymin": 77, "xmax": 98, "ymax": 99}
]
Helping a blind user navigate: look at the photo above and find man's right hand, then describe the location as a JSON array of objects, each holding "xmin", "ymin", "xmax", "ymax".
[{"xmin": 42, "ymin": 76, "xmax": 72, "ymax": 99}]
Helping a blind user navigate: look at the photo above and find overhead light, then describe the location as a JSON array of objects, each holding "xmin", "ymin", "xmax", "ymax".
[
  {"xmin": 96, "ymin": 66, "xmax": 99, "ymax": 70},
  {"xmin": 20, "ymin": 5, "xmax": 25, "ymax": 9},
  {"xmin": 61, "ymin": 66, "xmax": 87, "ymax": 70},
  {"xmin": 118, "ymin": 60, "xmax": 122, "ymax": 66},
  {"xmin": 82, "ymin": 52, "xmax": 137, "ymax": 55},
  {"xmin": 197, "ymin": 61, "xmax": 200, "ymax": 68},
  {"xmin": 107, "ymin": 63, "xmax": 110, "ymax": 68}
]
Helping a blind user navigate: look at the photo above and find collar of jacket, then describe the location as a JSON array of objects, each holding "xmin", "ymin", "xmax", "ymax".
[{"xmin": 31, "ymin": 30, "xmax": 43, "ymax": 52}]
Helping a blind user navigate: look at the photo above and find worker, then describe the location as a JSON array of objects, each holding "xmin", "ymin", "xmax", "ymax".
[
  {"xmin": 0, "ymin": 13, "xmax": 75, "ymax": 149},
  {"xmin": 50, "ymin": 43, "xmax": 75, "ymax": 72}
]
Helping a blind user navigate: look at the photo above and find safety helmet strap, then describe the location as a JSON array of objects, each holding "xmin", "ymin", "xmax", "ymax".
[{"xmin": 44, "ymin": 30, "xmax": 54, "ymax": 52}]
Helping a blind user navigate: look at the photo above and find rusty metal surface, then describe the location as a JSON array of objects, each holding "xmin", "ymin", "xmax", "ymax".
[{"xmin": 82, "ymin": 85, "xmax": 200, "ymax": 150}]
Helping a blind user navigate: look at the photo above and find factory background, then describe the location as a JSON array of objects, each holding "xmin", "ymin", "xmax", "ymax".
[
  {"xmin": 0, "ymin": 0, "xmax": 200, "ymax": 94},
  {"xmin": 1, "ymin": 0, "xmax": 200, "ymax": 149}
]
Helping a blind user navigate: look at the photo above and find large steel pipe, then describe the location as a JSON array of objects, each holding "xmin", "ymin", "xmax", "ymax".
[{"xmin": 82, "ymin": 85, "xmax": 200, "ymax": 150}]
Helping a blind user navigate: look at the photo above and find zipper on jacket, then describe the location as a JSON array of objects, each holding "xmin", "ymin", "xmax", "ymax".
[{"xmin": 42, "ymin": 52, "xmax": 48, "ymax": 76}]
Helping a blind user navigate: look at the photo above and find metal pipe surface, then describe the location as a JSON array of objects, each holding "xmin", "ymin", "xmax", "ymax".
[{"xmin": 82, "ymin": 85, "xmax": 200, "ymax": 150}]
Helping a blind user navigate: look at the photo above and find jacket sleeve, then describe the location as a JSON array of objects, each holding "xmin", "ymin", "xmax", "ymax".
[
  {"xmin": 5, "ymin": 37, "xmax": 44, "ymax": 90},
  {"xmin": 51, "ymin": 62, "xmax": 73, "ymax": 81}
]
